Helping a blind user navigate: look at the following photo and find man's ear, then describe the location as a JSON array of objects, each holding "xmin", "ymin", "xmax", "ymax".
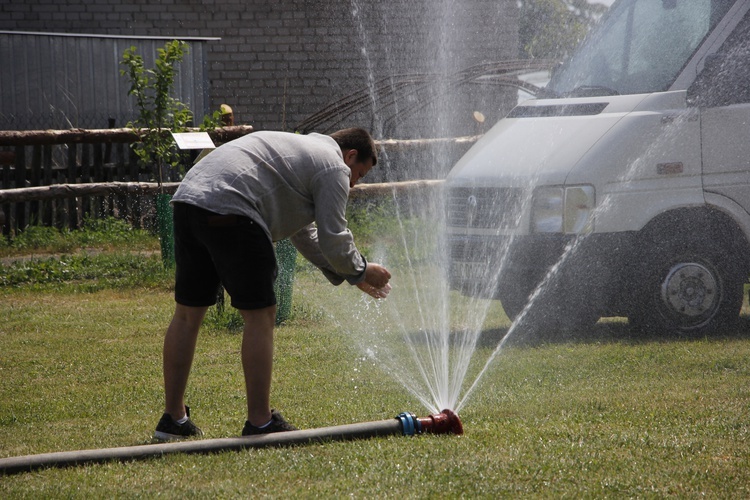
[{"xmin": 343, "ymin": 148, "xmax": 358, "ymax": 166}]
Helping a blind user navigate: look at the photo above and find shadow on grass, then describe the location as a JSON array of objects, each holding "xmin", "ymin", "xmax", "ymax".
[
  {"xmin": 476, "ymin": 315, "xmax": 750, "ymax": 349},
  {"xmin": 402, "ymin": 315, "xmax": 750, "ymax": 350}
]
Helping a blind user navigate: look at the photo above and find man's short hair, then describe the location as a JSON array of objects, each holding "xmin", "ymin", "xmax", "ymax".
[{"xmin": 330, "ymin": 127, "xmax": 377, "ymax": 166}]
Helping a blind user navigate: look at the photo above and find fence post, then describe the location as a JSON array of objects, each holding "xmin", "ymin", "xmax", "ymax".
[
  {"xmin": 80, "ymin": 144, "xmax": 91, "ymax": 224},
  {"xmin": 93, "ymin": 143, "xmax": 105, "ymax": 217},
  {"xmin": 1, "ymin": 153, "xmax": 12, "ymax": 234},
  {"xmin": 14, "ymin": 146, "xmax": 26, "ymax": 231},
  {"xmin": 43, "ymin": 145, "xmax": 53, "ymax": 226},
  {"xmin": 66, "ymin": 143, "xmax": 78, "ymax": 230}
]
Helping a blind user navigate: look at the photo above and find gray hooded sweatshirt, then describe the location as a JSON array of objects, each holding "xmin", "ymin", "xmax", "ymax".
[{"xmin": 172, "ymin": 131, "xmax": 366, "ymax": 285}]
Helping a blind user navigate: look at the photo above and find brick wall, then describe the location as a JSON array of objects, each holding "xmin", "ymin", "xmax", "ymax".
[{"xmin": 0, "ymin": 0, "xmax": 518, "ymax": 141}]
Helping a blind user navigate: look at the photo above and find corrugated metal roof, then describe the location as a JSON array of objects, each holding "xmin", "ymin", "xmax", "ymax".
[{"xmin": 0, "ymin": 30, "xmax": 220, "ymax": 41}]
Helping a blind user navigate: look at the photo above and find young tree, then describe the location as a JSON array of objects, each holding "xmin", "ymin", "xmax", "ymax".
[{"xmin": 120, "ymin": 40, "xmax": 193, "ymax": 186}]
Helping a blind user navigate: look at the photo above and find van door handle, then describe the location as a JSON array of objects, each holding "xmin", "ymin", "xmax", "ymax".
[{"xmin": 661, "ymin": 109, "xmax": 699, "ymax": 124}]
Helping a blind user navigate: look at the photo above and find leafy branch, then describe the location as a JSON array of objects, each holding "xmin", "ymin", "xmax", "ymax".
[{"xmin": 120, "ymin": 40, "xmax": 193, "ymax": 186}]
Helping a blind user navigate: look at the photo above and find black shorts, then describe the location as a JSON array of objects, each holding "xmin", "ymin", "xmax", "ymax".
[{"xmin": 173, "ymin": 202, "xmax": 277, "ymax": 310}]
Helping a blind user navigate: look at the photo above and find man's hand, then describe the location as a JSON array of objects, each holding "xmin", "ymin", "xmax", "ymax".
[
  {"xmin": 357, "ymin": 263, "xmax": 391, "ymax": 299},
  {"xmin": 364, "ymin": 263, "xmax": 391, "ymax": 289},
  {"xmin": 357, "ymin": 282, "xmax": 392, "ymax": 299}
]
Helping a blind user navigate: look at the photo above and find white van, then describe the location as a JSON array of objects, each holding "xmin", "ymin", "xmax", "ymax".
[{"xmin": 445, "ymin": 0, "xmax": 750, "ymax": 335}]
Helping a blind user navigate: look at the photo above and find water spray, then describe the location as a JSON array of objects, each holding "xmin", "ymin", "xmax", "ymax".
[{"xmin": 0, "ymin": 410, "xmax": 462, "ymax": 475}]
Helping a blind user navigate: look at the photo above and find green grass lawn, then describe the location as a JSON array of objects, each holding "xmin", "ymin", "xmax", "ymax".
[
  {"xmin": 2, "ymin": 260, "xmax": 750, "ymax": 497},
  {"xmin": 1, "ymin": 217, "xmax": 750, "ymax": 496}
]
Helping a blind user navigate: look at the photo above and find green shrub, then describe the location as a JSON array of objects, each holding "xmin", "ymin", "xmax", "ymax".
[
  {"xmin": 1, "ymin": 217, "xmax": 158, "ymax": 257},
  {"xmin": 76, "ymin": 216, "xmax": 153, "ymax": 247},
  {"xmin": 0, "ymin": 252, "xmax": 171, "ymax": 290},
  {"xmin": 347, "ymin": 199, "xmax": 440, "ymax": 266},
  {"xmin": 9, "ymin": 225, "xmax": 73, "ymax": 253}
]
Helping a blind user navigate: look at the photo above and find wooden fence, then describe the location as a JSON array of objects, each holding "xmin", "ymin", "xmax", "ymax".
[
  {"xmin": 0, "ymin": 126, "xmax": 254, "ymax": 236},
  {"xmin": 0, "ymin": 129, "xmax": 474, "ymax": 237}
]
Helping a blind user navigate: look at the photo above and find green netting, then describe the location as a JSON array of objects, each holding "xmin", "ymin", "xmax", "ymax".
[
  {"xmin": 156, "ymin": 193, "xmax": 175, "ymax": 268},
  {"xmin": 274, "ymin": 238, "xmax": 297, "ymax": 324}
]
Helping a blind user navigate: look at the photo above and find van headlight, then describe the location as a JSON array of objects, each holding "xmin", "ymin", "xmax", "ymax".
[{"xmin": 532, "ymin": 185, "xmax": 595, "ymax": 234}]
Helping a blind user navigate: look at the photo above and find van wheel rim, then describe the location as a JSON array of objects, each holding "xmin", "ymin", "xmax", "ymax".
[{"xmin": 660, "ymin": 262, "xmax": 718, "ymax": 319}]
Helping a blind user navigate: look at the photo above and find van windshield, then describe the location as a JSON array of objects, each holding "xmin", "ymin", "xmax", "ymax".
[{"xmin": 547, "ymin": 0, "xmax": 736, "ymax": 97}]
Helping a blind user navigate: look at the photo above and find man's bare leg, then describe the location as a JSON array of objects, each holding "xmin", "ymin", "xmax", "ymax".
[
  {"xmin": 163, "ymin": 303, "xmax": 208, "ymax": 419},
  {"xmin": 239, "ymin": 305, "xmax": 277, "ymax": 426}
]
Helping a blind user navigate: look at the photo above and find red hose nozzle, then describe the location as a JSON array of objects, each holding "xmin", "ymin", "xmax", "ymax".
[{"xmin": 417, "ymin": 409, "xmax": 464, "ymax": 435}]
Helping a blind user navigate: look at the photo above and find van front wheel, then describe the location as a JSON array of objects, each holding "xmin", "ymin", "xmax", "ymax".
[{"xmin": 628, "ymin": 238, "xmax": 743, "ymax": 336}]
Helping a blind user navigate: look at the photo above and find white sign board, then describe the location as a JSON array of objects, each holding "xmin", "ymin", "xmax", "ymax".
[{"xmin": 171, "ymin": 132, "xmax": 215, "ymax": 150}]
